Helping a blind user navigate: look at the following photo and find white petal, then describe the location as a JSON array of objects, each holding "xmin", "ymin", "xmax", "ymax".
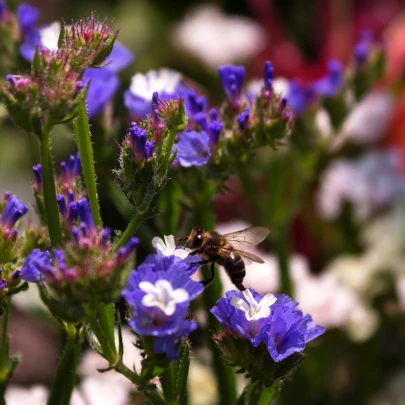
[
  {"xmin": 152, "ymin": 237, "xmax": 165, "ymax": 252},
  {"xmin": 163, "ymin": 301, "xmax": 176, "ymax": 316},
  {"xmin": 249, "ymin": 306, "xmax": 271, "ymax": 321},
  {"xmin": 242, "ymin": 289, "xmax": 258, "ymax": 308},
  {"xmin": 142, "ymin": 294, "xmax": 158, "ymax": 307},
  {"xmin": 139, "ymin": 281, "xmax": 157, "ymax": 294},
  {"xmin": 230, "ymin": 297, "xmax": 249, "ymax": 312},
  {"xmin": 173, "ymin": 288, "xmax": 189, "ymax": 303},
  {"xmin": 155, "ymin": 279, "xmax": 174, "ymax": 295},
  {"xmin": 259, "ymin": 293, "xmax": 277, "ymax": 308},
  {"xmin": 174, "ymin": 249, "xmax": 190, "ymax": 259},
  {"xmin": 164, "ymin": 235, "xmax": 176, "ymax": 252}
]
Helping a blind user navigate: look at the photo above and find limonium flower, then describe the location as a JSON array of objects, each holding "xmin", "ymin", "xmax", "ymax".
[
  {"xmin": 122, "ymin": 236, "xmax": 203, "ymax": 359},
  {"xmin": 174, "ymin": 131, "xmax": 211, "ymax": 167},
  {"xmin": 19, "ymin": 19, "xmax": 133, "ymax": 118},
  {"xmin": 124, "ymin": 68, "xmax": 190, "ymax": 119},
  {"xmin": 219, "ymin": 64, "xmax": 245, "ymax": 109},
  {"xmin": 211, "ymin": 288, "xmax": 325, "ymax": 362},
  {"xmin": 20, "ymin": 199, "xmax": 139, "ymax": 322},
  {"xmin": 127, "ymin": 122, "xmax": 156, "ymax": 163},
  {"xmin": 194, "ymin": 110, "xmax": 224, "ymax": 147}
]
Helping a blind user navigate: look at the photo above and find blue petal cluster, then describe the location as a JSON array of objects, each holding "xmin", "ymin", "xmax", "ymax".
[
  {"xmin": 194, "ymin": 109, "xmax": 224, "ymax": 147},
  {"xmin": 19, "ymin": 17, "xmax": 133, "ymax": 118},
  {"xmin": 211, "ymin": 289, "xmax": 325, "ymax": 362},
  {"xmin": 127, "ymin": 122, "xmax": 156, "ymax": 162},
  {"xmin": 122, "ymin": 257, "xmax": 203, "ymax": 360},
  {"xmin": 219, "ymin": 65, "xmax": 245, "ymax": 108},
  {"xmin": 287, "ymin": 59, "xmax": 343, "ymax": 115},
  {"xmin": 0, "ymin": 194, "xmax": 29, "ymax": 229},
  {"xmin": 174, "ymin": 131, "xmax": 211, "ymax": 167}
]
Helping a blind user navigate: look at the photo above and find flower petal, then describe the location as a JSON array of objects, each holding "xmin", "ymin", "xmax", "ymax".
[
  {"xmin": 259, "ymin": 293, "xmax": 277, "ymax": 308},
  {"xmin": 173, "ymin": 288, "xmax": 190, "ymax": 303},
  {"xmin": 230, "ymin": 297, "xmax": 249, "ymax": 312},
  {"xmin": 139, "ymin": 281, "xmax": 157, "ymax": 294}
]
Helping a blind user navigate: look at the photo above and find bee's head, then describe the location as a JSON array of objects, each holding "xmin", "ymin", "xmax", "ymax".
[{"xmin": 186, "ymin": 227, "xmax": 204, "ymax": 249}]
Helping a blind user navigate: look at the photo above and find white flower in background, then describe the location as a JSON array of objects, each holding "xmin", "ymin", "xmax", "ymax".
[
  {"xmin": 5, "ymin": 385, "xmax": 48, "ymax": 405},
  {"xmin": 39, "ymin": 21, "xmax": 61, "ymax": 51},
  {"xmin": 231, "ymin": 289, "xmax": 277, "ymax": 321},
  {"xmin": 140, "ymin": 280, "xmax": 189, "ymax": 316},
  {"xmin": 245, "ymin": 77, "xmax": 289, "ymax": 100},
  {"xmin": 188, "ymin": 359, "xmax": 218, "ymax": 405},
  {"xmin": 317, "ymin": 150, "xmax": 405, "ymax": 221},
  {"xmin": 152, "ymin": 234, "xmax": 190, "ymax": 258},
  {"xmin": 172, "ymin": 5, "xmax": 266, "ymax": 70},
  {"xmin": 128, "ymin": 69, "xmax": 183, "ymax": 101},
  {"xmin": 315, "ymin": 108, "xmax": 333, "ymax": 138},
  {"xmin": 331, "ymin": 90, "xmax": 395, "ymax": 150}
]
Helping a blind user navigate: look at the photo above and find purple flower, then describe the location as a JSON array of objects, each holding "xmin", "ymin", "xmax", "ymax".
[
  {"xmin": 60, "ymin": 153, "xmax": 81, "ymax": 184},
  {"xmin": 287, "ymin": 82, "xmax": 316, "ymax": 115},
  {"xmin": 127, "ymin": 122, "xmax": 155, "ymax": 162},
  {"xmin": 354, "ymin": 33, "xmax": 372, "ymax": 68},
  {"xmin": 83, "ymin": 69, "xmax": 119, "ymax": 119},
  {"xmin": 211, "ymin": 289, "xmax": 324, "ymax": 363},
  {"xmin": 218, "ymin": 65, "xmax": 245, "ymax": 108},
  {"xmin": 21, "ymin": 249, "xmax": 52, "ymax": 282},
  {"xmin": 264, "ymin": 61, "xmax": 274, "ymax": 90},
  {"xmin": 57, "ymin": 195, "xmax": 78, "ymax": 225},
  {"xmin": 32, "ymin": 164, "xmax": 42, "ymax": 188},
  {"xmin": 76, "ymin": 198, "xmax": 96, "ymax": 235},
  {"xmin": 122, "ymin": 262, "xmax": 203, "ymax": 360},
  {"xmin": 194, "ymin": 112, "xmax": 223, "ymax": 147},
  {"xmin": 174, "ymin": 131, "xmax": 211, "ymax": 167},
  {"xmin": 185, "ymin": 90, "xmax": 207, "ymax": 120},
  {"xmin": 0, "ymin": 195, "xmax": 29, "ymax": 229},
  {"xmin": 312, "ymin": 59, "xmax": 343, "ymax": 97},
  {"xmin": 124, "ymin": 68, "xmax": 190, "ymax": 119},
  {"xmin": 17, "ymin": 3, "xmax": 39, "ymax": 33},
  {"xmin": 263, "ymin": 295, "xmax": 325, "ymax": 362},
  {"xmin": 237, "ymin": 108, "xmax": 250, "ymax": 131}
]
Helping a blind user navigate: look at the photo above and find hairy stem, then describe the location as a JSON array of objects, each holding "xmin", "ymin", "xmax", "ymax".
[
  {"xmin": 74, "ymin": 101, "xmax": 102, "ymax": 227},
  {"xmin": 40, "ymin": 129, "xmax": 62, "ymax": 247},
  {"xmin": 113, "ymin": 210, "xmax": 143, "ymax": 252},
  {"xmin": 0, "ymin": 298, "xmax": 11, "ymax": 405},
  {"xmin": 47, "ymin": 324, "xmax": 82, "ymax": 405}
]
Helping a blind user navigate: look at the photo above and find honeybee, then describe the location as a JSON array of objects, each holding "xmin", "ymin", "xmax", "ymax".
[{"xmin": 177, "ymin": 226, "xmax": 270, "ymax": 291}]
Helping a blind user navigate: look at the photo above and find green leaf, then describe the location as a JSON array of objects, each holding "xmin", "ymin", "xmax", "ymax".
[{"xmin": 57, "ymin": 19, "xmax": 66, "ymax": 48}]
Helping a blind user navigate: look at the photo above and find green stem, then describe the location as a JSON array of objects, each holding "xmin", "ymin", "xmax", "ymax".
[
  {"xmin": 272, "ymin": 226, "xmax": 292, "ymax": 297},
  {"xmin": 113, "ymin": 210, "xmax": 143, "ymax": 252},
  {"xmin": 0, "ymin": 298, "xmax": 10, "ymax": 404},
  {"xmin": 89, "ymin": 316, "xmax": 117, "ymax": 365},
  {"xmin": 96, "ymin": 304, "xmax": 117, "ymax": 362},
  {"xmin": 160, "ymin": 362, "xmax": 176, "ymax": 405},
  {"xmin": 194, "ymin": 203, "xmax": 237, "ymax": 405},
  {"xmin": 74, "ymin": 101, "xmax": 102, "ymax": 227},
  {"xmin": 47, "ymin": 324, "xmax": 82, "ymax": 405},
  {"xmin": 40, "ymin": 129, "xmax": 62, "ymax": 247}
]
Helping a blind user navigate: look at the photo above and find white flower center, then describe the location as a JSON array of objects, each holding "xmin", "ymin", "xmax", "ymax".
[
  {"xmin": 39, "ymin": 21, "xmax": 62, "ymax": 51},
  {"xmin": 140, "ymin": 279, "xmax": 189, "ymax": 316},
  {"xmin": 129, "ymin": 69, "xmax": 182, "ymax": 100},
  {"xmin": 231, "ymin": 289, "xmax": 277, "ymax": 321},
  {"xmin": 152, "ymin": 235, "xmax": 191, "ymax": 259}
]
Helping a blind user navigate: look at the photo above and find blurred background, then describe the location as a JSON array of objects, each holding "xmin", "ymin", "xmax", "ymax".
[{"xmin": 3, "ymin": 0, "xmax": 405, "ymax": 404}]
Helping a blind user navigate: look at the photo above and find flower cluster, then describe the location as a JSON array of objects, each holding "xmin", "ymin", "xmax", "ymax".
[
  {"xmin": 212, "ymin": 289, "xmax": 324, "ymax": 362},
  {"xmin": 21, "ymin": 199, "xmax": 139, "ymax": 322},
  {"xmin": 19, "ymin": 16, "xmax": 133, "ymax": 118},
  {"xmin": 122, "ymin": 235, "xmax": 203, "ymax": 359},
  {"xmin": 33, "ymin": 152, "xmax": 85, "ymax": 230}
]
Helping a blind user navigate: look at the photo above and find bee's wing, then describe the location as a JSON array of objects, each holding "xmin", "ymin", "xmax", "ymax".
[
  {"xmin": 223, "ymin": 226, "xmax": 270, "ymax": 250},
  {"xmin": 235, "ymin": 250, "xmax": 265, "ymax": 265}
]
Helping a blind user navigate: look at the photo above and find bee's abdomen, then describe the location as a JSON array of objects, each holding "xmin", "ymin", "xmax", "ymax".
[{"xmin": 223, "ymin": 255, "xmax": 246, "ymax": 288}]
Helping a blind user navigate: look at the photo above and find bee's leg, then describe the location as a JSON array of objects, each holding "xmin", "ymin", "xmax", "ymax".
[
  {"xmin": 194, "ymin": 259, "xmax": 209, "ymax": 265},
  {"xmin": 200, "ymin": 262, "xmax": 215, "ymax": 288},
  {"xmin": 189, "ymin": 250, "xmax": 201, "ymax": 256},
  {"xmin": 175, "ymin": 236, "xmax": 188, "ymax": 246}
]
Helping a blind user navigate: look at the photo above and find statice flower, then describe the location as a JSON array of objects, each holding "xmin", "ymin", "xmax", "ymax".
[
  {"xmin": 219, "ymin": 64, "xmax": 245, "ymax": 109},
  {"xmin": 16, "ymin": 3, "xmax": 39, "ymax": 33},
  {"xmin": 0, "ymin": 194, "xmax": 29, "ymax": 230},
  {"xmin": 122, "ymin": 253, "xmax": 203, "ymax": 360},
  {"xmin": 211, "ymin": 288, "xmax": 324, "ymax": 362},
  {"xmin": 174, "ymin": 131, "xmax": 211, "ymax": 167},
  {"xmin": 287, "ymin": 59, "xmax": 343, "ymax": 115},
  {"xmin": 317, "ymin": 150, "xmax": 405, "ymax": 221},
  {"xmin": 127, "ymin": 122, "xmax": 155, "ymax": 163},
  {"xmin": 20, "ymin": 199, "xmax": 139, "ymax": 322},
  {"xmin": 19, "ymin": 19, "xmax": 133, "ymax": 118},
  {"xmin": 194, "ymin": 110, "xmax": 224, "ymax": 147},
  {"xmin": 124, "ymin": 68, "xmax": 190, "ymax": 119}
]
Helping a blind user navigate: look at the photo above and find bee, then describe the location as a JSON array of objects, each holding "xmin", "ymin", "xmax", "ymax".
[{"xmin": 177, "ymin": 226, "xmax": 270, "ymax": 291}]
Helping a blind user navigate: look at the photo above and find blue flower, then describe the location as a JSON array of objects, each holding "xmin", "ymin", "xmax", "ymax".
[
  {"xmin": 83, "ymin": 69, "xmax": 119, "ymax": 119},
  {"xmin": 127, "ymin": 122, "xmax": 155, "ymax": 162},
  {"xmin": 237, "ymin": 108, "xmax": 250, "ymax": 131},
  {"xmin": 212, "ymin": 289, "xmax": 277, "ymax": 347},
  {"xmin": 263, "ymin": 295, "xmax": 325, "ymax": 362},
  {"xmin": 0, "ymin": 194, "xmax": 29, "ymax": 229},
  {"xmin": 122, "ymin": 262, "xmax": 203, "ymax": 360},
  {"xmin": 124, "ymin": 68, "xmax": 190, "ymax": 119},
  {"xmin": 194, "ymin": 112, "xmax": 223, "ymax": 147},
  {"xmin": 218, "ymin": 65, "xmax": 245, "ymax": 108},
  {"xmin": 354, "ymin": 32, "xmax": 372, "ymax": 68},
  {"xmin": 32, "ymin": 164, "xmax": 42, "ymax": 188},
  {"xmin": 17, "ymin": 3, "xmax": 39, "ymax": 33},
  {"xmin": 211, "ymin": 289, "xmax": 324, "ymax": 363},
  {"xmin": 264, "ymin": 61, "xmax": 274, "ymax": 90},
  {"xmin": 287, "ymin": 82, "xmax": 316, "ymax": 115},
  {"xmin": 56, "ymin": 195, "xmax": 78, "ymax": 225},
  {"xmin": 60, "ymin": 153, "xmax": 81, "ymax": 183},
  {"xmin": 19, "ymin": 20, "xmax": 133, "ymax": 118},
  {"xmin": 185, "ymin": 90, "xmax": 207, "ymax": 121},
  {"xmin": 21, "ymin": 249, "xmax": 52, "ymax": 282},
  {"xmin": 76, "ymin": 198, "xmax": 96, "ymax": 234},
  {"xmin": 174, "ymin": 131, "xmax": 211, "ymax": 167}
]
